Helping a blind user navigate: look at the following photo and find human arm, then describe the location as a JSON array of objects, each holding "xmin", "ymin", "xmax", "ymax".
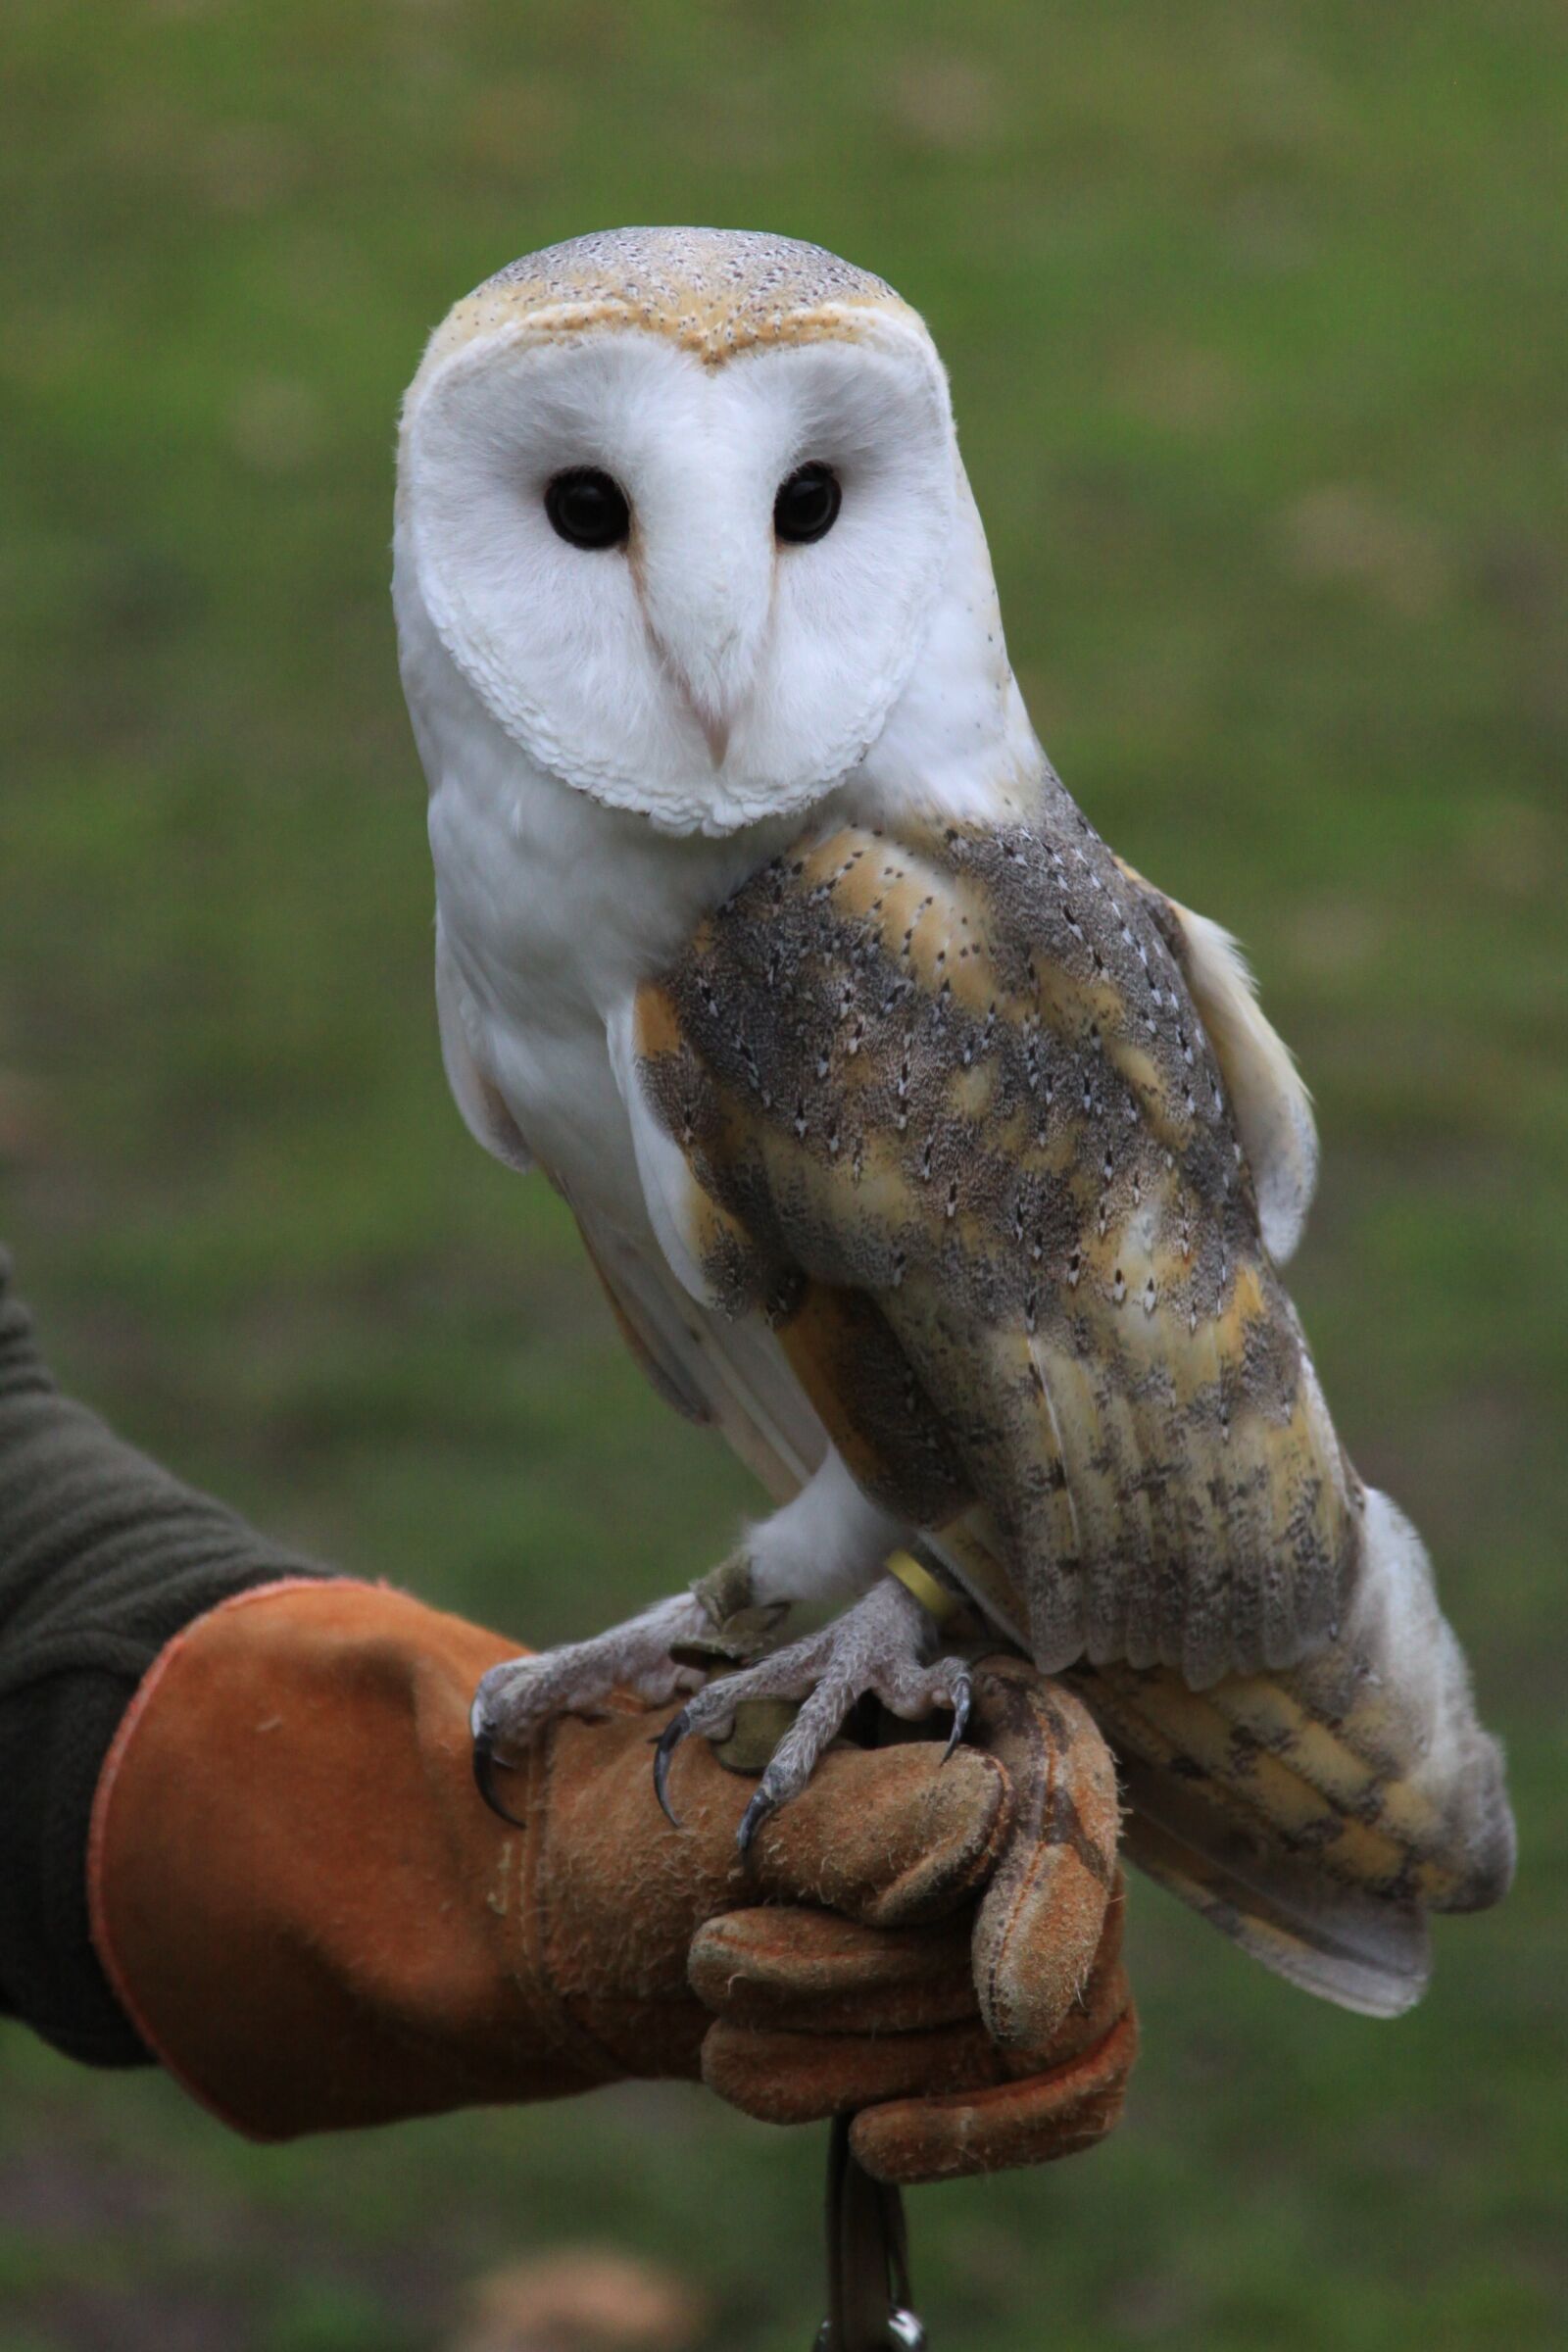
[
  {"xmin": 0, "ymin": 1250, "xmax": 324, "ymax": 2063},
  {"xmin": 0, "ymin": 1248, "xmax": 1135, "ymax": 2172}
]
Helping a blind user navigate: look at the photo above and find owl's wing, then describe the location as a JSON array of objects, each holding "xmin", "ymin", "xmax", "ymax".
[
  {"xmin": 435, "ymin": 923, "xmax": 533, "ymax": 1174},
  {"xmin": 437, "ymin": 918, "xmax": 824, "ymax": 1500},
  {"xmin": 1112, "ymin": 861, "xmax": 1317, "ymax": 1264},
  {"xmin": 613, "ymin": 799, "xmax": 1512, "ymax": 2012},
  {"xmin": 617, "ymin": 799, "xmax": 1354, "ymax": 1692},
  {"xmin": 573, "ymin": 1200, "xmax": 827, "ymax": 1503}
]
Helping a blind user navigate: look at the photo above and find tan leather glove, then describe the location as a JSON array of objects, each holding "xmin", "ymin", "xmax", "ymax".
[
  {"xmin": 700, "ymin": 1656, "xmax": 1136, "ymax": 2184},
  {"xmin": 89, "ymin": 1582, "xmax": 1135, "ymax": 2179}
]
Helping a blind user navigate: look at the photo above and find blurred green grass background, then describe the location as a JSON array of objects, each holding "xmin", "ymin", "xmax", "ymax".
[{"xmin": 2, "ymin": 2, "xmax": 1565, "ymax": 2345}]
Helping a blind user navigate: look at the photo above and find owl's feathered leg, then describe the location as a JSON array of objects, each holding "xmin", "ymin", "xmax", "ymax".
[{"xmin": 655, "ymin": 1574, "xmax": 973, "ymax": 1851}]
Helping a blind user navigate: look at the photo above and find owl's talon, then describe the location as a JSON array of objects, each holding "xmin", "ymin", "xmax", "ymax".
[
  {"xmin": 651, "ymin": 1575, "xmax": 979, "ymax": 1841},
  {"xmin": 942, "ymin": 1671, "xmax": 974, "ymax": 1763},
  {"xmin": 737, "ymin": 1785, "xmax": 777, "ymax": 1856},
  {"xmin": 471, "ymin": 1726, "xmax": 528, "ymax": 1829},
  {"xmin": 653, "ymin": 1705, "xmax": 693, "ymax": 1828}
]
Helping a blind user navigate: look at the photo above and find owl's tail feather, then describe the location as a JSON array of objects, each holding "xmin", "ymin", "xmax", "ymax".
[
  {"xmin": 929, "ymin": 1490, "xmax": 1514, "ymax": 2016},
  {"xmin": 1113, "ymin": 1756, "xmax": 1432, "ymax": 2017}
]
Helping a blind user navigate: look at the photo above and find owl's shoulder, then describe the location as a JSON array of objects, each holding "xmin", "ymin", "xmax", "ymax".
[{"xmin": 673, "ymin": 790, "xmax": 1225, "ymax": 1166}]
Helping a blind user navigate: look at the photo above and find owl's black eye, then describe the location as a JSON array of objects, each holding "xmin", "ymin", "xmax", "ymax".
[
  {"xmin": 545, "ymin": 467, "xmax": 630, "ymax": 551},
  {"xmin": 774, "ymin": 462, "xmax": 841, "ymax": 546}
]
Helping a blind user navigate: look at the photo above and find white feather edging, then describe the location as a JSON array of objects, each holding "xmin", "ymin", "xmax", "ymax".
[{"xmin": 1173, "ymin": 906, "xmax": 1319, "ymax": 1264}]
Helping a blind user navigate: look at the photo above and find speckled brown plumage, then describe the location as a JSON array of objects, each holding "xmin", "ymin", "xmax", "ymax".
[
  {"xmin": 420, "ymin": 225, "xmax": 914, "ymax": 377},
  {"xmin": 635, "ymin": 773, "xmax": 1356, "ymax": 1694},
  {"xmin": 626, "ymin": 782, "xmax": 1517, "ymax": 2002}
]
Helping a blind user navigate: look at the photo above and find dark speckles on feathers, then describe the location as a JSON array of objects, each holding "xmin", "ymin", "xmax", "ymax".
[{"xmin": 638, "ymin": 783, "xmax": 1356, "ymax": 1688}]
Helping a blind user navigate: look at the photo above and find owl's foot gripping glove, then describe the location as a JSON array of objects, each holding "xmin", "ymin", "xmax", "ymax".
[{"xmin": 88, "ymin": 1583, "xmax": 1135, "ymax": 2177}]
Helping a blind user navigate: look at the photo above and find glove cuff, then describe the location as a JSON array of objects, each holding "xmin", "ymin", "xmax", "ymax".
[{"xmin": 87, "ymin": 1579, "xmax": 609, "ymax": 2139}]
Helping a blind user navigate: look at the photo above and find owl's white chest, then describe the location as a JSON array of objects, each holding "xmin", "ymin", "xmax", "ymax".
[
  {"xmin": 430, "ymin": 788, "xmax": 624, "ymax": 1213},
  {"xmin": 399, "ymin": 528, "xmax": 1026, "ymax": 1229},
  {"xmin": 423, "ymin": 683, "xmax": 783, "ymax": 1231}
]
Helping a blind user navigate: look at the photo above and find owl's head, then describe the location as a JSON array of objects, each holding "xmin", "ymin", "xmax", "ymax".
[{"xmin": 397, "ymin": 228, "xmax": 1008, "ymax": 837}]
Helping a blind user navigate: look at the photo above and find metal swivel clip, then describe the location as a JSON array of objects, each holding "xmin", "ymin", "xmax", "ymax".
[{"xmin": 813, "ymin": 2117, "xmax": 928, "ymax": 2351}]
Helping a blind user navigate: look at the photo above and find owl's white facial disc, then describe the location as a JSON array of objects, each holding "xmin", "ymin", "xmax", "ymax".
[{"xmin": 398, "ymin": 248, "xmax": 959, "ymax": 836}]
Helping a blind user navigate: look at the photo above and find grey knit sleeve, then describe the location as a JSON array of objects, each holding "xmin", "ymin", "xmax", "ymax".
[{"xmin": 0, "ymin": 1250, "xmax": 326, "ymax": 2065}]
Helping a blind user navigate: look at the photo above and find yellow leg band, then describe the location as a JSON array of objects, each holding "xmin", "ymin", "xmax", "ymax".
[{"xmin": 885, "ymin": 1549, "xmax": 963, "ymax": 1628}]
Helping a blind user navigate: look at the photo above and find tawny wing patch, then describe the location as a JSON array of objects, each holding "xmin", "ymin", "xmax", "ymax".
[{"xmin": 630, "ymin": 789, "xmax": 1356, "ymax": 1690}]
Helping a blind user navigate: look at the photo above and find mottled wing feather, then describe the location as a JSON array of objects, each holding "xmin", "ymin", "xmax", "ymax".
[
  {"xmin": 1113, "ymin": 860, "xmax": 1318, "ymax": 1265},
  {"xmin": 1108, "ymin": 1762, "xmax": 1432, "ymax": 2017},
  {"xmin": 919, "ymin": 1509, "xmax": 1499, "ymax": 2012},
  {"xmin": 632, "ymin": 787, "xmax": 1356, "ymax": 1690},
  {"xmin": 621, "ymin": 791, "xmax": 1512, "ymax": 2009}
]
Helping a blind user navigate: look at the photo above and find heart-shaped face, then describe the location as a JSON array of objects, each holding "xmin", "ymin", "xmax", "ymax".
[{"xmin": 396, "ymin": 227, "xmax": 963, "ymax": 836}]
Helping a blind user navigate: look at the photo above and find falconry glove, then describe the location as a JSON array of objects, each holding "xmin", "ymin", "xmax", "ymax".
[{"xmin": 87, "ymin": 1580, "xmax": 1134, "ymax": 2175}]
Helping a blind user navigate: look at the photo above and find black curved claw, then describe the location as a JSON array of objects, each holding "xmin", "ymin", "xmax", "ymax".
[
  {"xmin": 471, "ymin": 1725, "xmax": 528, "ymax": 1828},
  {"xmin": 653, "ymin": 1704, "xmax": 694, "ymax": 1828},
  {"xmin": 737, "ymin": 1783, "xmax": 778, "ymax": 1857},
  {"xmin": 941, "ymin": 1672, "xmax": 974, "ymax": 1765}
]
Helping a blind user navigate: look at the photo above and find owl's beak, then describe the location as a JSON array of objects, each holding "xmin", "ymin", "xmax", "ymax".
[
  {"xmin": 637, "ymin": 519, "xmax": 768, "ymax": 773},
  {"xmin": 684, "ymin": 692, "xmax": 731, "ymax": 768},
  {"xmin": 651, "ymin": 635, "xmax": 746, "ymax": 769}
]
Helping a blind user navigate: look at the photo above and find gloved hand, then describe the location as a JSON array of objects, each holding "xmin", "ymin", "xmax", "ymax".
[
  {"xmin": 89, "ymin": 1583, "xmax": 1135, "ymax": 2177},
  {"xmin": 693, "ymin": 1655, "xmax": 1136, "ymax": 2182}
]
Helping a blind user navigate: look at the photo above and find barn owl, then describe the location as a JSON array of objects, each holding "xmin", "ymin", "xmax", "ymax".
[{"xmin": 396, "ymin": 228, "xmax": 1513, "ymax": 2016}]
